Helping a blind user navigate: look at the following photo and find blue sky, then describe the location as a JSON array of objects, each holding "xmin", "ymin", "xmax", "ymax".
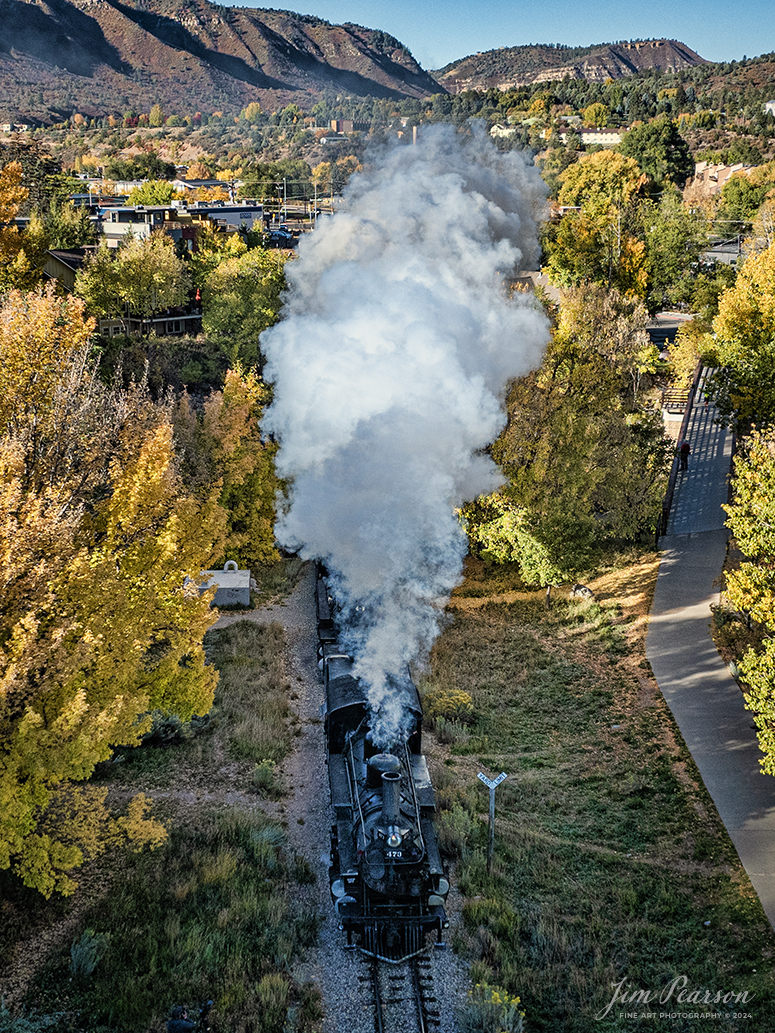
[{"xmin": 223, "ymin": 0, "xmax": 775, "ymax": 71}]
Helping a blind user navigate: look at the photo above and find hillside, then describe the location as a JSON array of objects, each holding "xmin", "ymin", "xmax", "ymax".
[
  {"xmin": 0, "ymin": 0, "xmax": 440, "ymax": 122},
  {"xmin": 433, "ymin": 38, "xmax": 707, "ymax": 93}
]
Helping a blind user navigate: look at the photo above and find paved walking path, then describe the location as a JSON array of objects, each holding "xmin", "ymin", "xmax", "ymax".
[{"xmin": 647, "ymin": 371, "xmax": 775, "ymax": 929}]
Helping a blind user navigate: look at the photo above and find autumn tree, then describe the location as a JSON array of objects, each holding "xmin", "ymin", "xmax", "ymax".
[
  {"xmin": 191, "ymin": 185, "xmax": 230, "ymax": 203},
  {"xmin": 582, "ymin": 102, "xmax": 610, "ymax": 128},
  {"xmin": 0, "ymin": 287, "xmax": 225, "ymax": 896},
  {"xmin": 544, "ymin": 150, "xmax": 648, "ymax": 296},
  {"xmin": 187, "ymin": 223, "xmax": 249, "ymax": 287},
  {"xmin": 469, "ymin": 285, "xmax": 670, "ymax": 584},
  {"xmin": 242, "ymin": 101, "xmax": 263, "ymax": 125},
  {"xmin": 710, "ymin": 242, "xmax": 775, "ymax": 427},
  {"xmin": 185, "ymin": 158, "xmax": 219, "ymax": 180},
  {"xmin": 0, "ymin": 161, "xmax": 44, "ymax": 291},
  {"xmin": 0, "ymin": 139, "xmax": 70, "ymax": 215},
  {"xmin": 723, "ymin": 431, "xmax": 775, "ymax": 773},
  {"xmin": 174, "ymin": 367, "xmax": 280, "ymax": 571},
  {"xmin": 668, "ymin": 320, "xmax": 712, "ymax": 389}
]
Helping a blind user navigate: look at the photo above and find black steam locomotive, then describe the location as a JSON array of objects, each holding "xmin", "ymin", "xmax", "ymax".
[{"xmin": 315, "ymin": 567, "xmax": 450, "ymax": 963}]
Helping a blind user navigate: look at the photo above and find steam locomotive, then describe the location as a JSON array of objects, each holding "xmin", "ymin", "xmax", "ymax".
[{"xmin": 315, "ymin": 567, "xmax": 450, "ymax": 963}]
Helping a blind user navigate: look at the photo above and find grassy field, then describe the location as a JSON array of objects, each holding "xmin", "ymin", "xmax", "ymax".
[
  {"xmin": 1, "ymin": 620, "xmax": 320, "ymax": 1033},
  {"xmin": 4, "ymin": 550, "xmax": 775, "ymax": 1033},
  {"xmin": 422, "ymin": 551, "xmax": 775, "ymax": 1033}
]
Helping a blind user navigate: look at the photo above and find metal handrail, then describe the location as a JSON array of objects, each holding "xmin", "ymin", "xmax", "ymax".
[{"xmin": 657, "ymin": 361, "xmax": 703, "ymax": 542}]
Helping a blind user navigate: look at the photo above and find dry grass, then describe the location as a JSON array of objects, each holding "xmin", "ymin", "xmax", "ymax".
[
  {"xmin": 0, "ymin": 620, "xmax": 321, "ymax": 1033},
  {"xmin": 424, "ymin": 548, "xmax": 775, "ymax": 1033}
]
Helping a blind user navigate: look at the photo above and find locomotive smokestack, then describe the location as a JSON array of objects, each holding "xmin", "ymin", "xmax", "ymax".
[{"xmin": 381, "ymin": 771, "xmax": 401, "ymax": 826}]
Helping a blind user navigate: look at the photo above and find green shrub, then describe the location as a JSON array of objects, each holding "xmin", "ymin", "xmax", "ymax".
[
  {"xmin": 463, "ymin": 897, "xmax": 520, "ymax": 939},
  {"xmin": 252, "ymin": 758, "xmax": 281, "ymax": 797},
  {"xmin": 70, "ymin": 929, "xmax": 109, "ymax": 981},
  {"xmin": 254, "ymin": 973, "xmax": 289, "ymax": 1033},
  {"xmin": 434, "ymin": 716, "xmax": 472, "ymax": 745},
  {"xmin": 0, "ymin": 1006, "xmax": 65, "ymax": 1032},
  {"xmin": 436, "ymin": 803, "xmax": 476, "ymax": 858}
]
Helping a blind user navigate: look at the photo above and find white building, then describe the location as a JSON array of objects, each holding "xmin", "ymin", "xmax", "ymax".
[{"xmin": 560, "ymin": 129, "xmax": 622, "ymax": 146}]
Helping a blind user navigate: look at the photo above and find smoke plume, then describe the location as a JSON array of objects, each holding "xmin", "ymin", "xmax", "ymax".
[{"xmin": 262, "ymin": 124, "xmax": 549, "ymax": 745}]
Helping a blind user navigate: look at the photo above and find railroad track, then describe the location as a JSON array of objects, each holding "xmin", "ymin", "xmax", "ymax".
[{"xmin": 362, "ymin": 954, "xmax": 441, "ymax": 1033}]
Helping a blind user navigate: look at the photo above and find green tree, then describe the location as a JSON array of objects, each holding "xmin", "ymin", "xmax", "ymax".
[
  {"xmin": 618, "ymin": 116, "xmax": 694, "ymax": 189},
  {"xmin": 723, "ymin": 430, "xmax": 775, "ymax": 773},
  {"xmin": 0, "ymin": 287, "xmax": 225, "ymax": 896},
  {"xmin": 43, "ymin": 199, "xmax": 98, "ymax": 249},
  {"xmin": 73, "ymin": 242, "xmax": 123, "ymax": 322},
  {"xmin": 126, "ymin": 181, "xmax": 182, "ymax": 206},
  {"xmin": 201, "ymin": 248, "xmax": 289, "ymax": 368},
  {"xmin": 642, "ymin": 189, "xmax": 710, "ymax": 312},
  {"xmin": 76, "ymin": 235, "xmax": 191, "ymax": 333},
  {"xmin": 476, "ymin": 286, "xmax": 670, "ymax": 583},
  {"xmin": 149, "ymin": 103, "xmax": 164, "ymax": 128},
  {"xmin": 720, "ymin": 165, "xmax": 775, "ymax": 224},
  {"xmin": 103, "ymin": 153, "xmax": 176, "ymax": 182}
]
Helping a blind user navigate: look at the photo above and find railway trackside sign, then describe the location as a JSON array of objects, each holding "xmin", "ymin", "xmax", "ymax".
[{"xmin": 477, "ymin": 771, "xmax": 507, "ymax": 790}]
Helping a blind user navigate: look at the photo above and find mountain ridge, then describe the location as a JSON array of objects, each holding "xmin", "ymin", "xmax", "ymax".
[
  {"xmin": 0, "ymin": 0, "xmax": 440, "ymax": 121},
  {"xmin": 0, "ymin": 1, "xmax": 710, "ymax": 123},
  {"xmin": 433, "ymin": 39, "xmax": 707, "ymax": 93}
]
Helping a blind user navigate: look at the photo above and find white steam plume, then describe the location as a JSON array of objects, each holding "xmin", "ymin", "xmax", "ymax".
[{"xmin": 262, "ymin": 124, "xmax": 549, "ymax": 745}]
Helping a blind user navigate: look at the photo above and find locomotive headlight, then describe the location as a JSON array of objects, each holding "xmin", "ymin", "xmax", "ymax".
[
  {"xmin": 435, "ymin": 876, "xmax": 450, "ymax": 896},
  {"xmin": 387, "ymin": 827, "xmax": 402, "ymax": 848}
]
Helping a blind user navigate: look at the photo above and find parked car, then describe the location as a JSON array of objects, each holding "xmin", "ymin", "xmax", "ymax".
[{"xmin": 266, "ymin": 228, "xmax": 296, "ymax": 247}]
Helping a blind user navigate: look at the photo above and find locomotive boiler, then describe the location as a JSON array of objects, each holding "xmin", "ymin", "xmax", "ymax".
[{"xmin": 316, "ymin": 568, "xmax": 450, "ymax": 963}]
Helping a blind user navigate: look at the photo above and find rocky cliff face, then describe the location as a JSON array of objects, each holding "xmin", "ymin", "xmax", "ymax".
[
  {"xmin": 0, "ymin": 0, "xmax": 441, "ymax": 120},
  {"xmin": 433, "ymin": 39, "xmax": 707, "ymax": 93}
]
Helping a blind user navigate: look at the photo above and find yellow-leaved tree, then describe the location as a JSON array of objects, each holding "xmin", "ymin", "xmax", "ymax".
[
  {"xmin": 0, "ymin": 161, "xmax": 43, "ymax": 291},
  {"xmin": 711, "ymin": 242, "xmax": 775, "ymax": 427},
  {"xmin": 724, "ymin": 431, "xmax": 775, "ymax": 772},
  {"xmin": 544, "ymin": 150, "xmax": 648, "ymax": 297},
  {"xmin": 173, "ymin": 366, "xmax": 280, "ymax": 571},
  {"xmin": 0, "ymin": 287, "xmax": 226, "ymax": 896}
]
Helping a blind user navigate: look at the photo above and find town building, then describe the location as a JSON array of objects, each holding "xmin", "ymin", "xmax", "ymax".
[{"xmin": 99, "ymin": 201, "xmax": 263, "ymax": 248}]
